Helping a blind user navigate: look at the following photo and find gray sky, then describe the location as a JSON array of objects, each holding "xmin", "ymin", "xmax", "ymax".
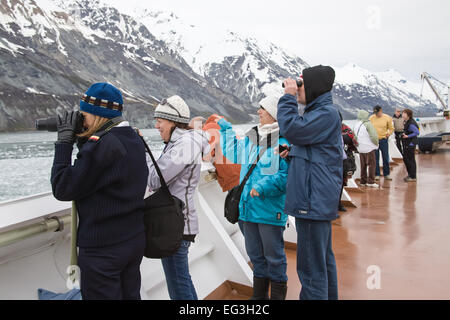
[{"xmin": 105, "ymin": 0, "xmax": 450, "ymax": 83}]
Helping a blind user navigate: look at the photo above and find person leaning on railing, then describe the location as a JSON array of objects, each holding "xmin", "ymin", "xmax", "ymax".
[{"xmin": 50, "ymin": 83, "xmax": 148, "ymax": 300}]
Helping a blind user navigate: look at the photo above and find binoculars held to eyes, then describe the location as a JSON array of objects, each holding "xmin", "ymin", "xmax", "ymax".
[
  {"xmin": 35, "ymin": 112, "xmax": 85, "ymax": 133},
  {"xmin": 282, "ymin": 79, "xmax": 303, "ymax": 88}
]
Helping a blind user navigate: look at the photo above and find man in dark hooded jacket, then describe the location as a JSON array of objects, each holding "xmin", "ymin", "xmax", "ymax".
[{"xmin": 277, "ymin": 65, "xmax": 342, "ymax": 300}]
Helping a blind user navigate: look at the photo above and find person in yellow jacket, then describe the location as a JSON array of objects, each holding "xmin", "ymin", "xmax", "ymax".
[{"xmin": 369, "ymin": 105, "xmax": 394, "ymax": 180}]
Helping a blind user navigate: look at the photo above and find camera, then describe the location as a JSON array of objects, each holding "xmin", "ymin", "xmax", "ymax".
[
  {"xmin": 35, "ymin": 111, "xmax": 85, "ymax": 133},
  {"xmin": 282, "ymin": 79, "xmax": 303, "ymax": 88},
  {"xmin": 278, "ymin": 144, "xmax": 290, "ymax": 153}
]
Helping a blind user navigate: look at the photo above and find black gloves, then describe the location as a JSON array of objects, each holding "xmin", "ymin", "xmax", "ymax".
[
  {"xmin": 76, "ymin": 136, "xmax": 89, "ymax": 150},
  {"xmin": 56, "ymin": 111, "xmax": 82, "ymax": 145}
]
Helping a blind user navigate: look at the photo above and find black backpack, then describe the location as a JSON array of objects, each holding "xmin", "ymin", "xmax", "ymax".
[
  {"xmin": 140, "ymin": 137, "xmax": 185, "ymax": 259},
  {"xmin": 343, "ymin": 148, "xmax": 357, "ymax": 176}
]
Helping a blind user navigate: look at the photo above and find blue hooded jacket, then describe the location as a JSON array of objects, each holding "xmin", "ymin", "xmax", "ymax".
[
  {"xmin": 218, "ymin": 119, "xmax": 289, "ymax": 227},
  {"xmin": 277, "ymin": 92, "xmax": 342, "ymax": 221}
]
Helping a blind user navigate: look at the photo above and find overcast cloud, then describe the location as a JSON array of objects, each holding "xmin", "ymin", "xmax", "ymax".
[{"xmin": 104, "ymin": 0, "xmax": 450, "ymax": 84}]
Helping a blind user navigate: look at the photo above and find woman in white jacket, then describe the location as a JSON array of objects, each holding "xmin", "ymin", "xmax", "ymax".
[
  {"xmin": 146, "ymin": 95, "xmax": 210, "ymax": 300},
  {"xmin": 353, "ymin": 110, "xmax": 379, "ymax": 188}
]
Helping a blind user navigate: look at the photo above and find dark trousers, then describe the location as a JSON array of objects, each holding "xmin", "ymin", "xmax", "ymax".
[
  {"xmin": 395, "ymin": 132, "xmax": 403, "ymax": 155},
  {"xmin": 295, "ymin": 218, "xmax": 338, "ymax": 300},
  {"xmin": 360, "ymin": 150, "xmax": 376, "ymax": 184},
  {"xmin": 375, "ymin": 139, "xmax": 390, "ymax": 177},
  {"xmin": 78, "ymin": 232, "xmax": 145, "ymax": 300},
  {"xmin": 403, "ymin": 145, "xmax": 417, "ymax": 179},
  {"xmin": 243, "ymin": 221, "xmax": 288, "ymax": 282}
]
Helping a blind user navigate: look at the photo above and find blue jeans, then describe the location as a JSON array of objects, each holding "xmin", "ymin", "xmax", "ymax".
[
  {"xmin": 238, "ymin": 220, "xmax": 245, "ymax": 235},
  {"xmin": 243, "ymin": 221, "xmax": 288, "ymax": 282},
  {"xmin": 295, "ymin": 218, "xmax": 338, "ymax": 300},
  {"xmin": 375, "ymin": 138, "xmax": 390, "ymax": 176},
  {"xmin": 161, "ymin": 240, "xmax": 198, "ymax": 300}
]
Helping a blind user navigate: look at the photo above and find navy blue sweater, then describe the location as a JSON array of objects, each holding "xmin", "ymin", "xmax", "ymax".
[{"xmin": 51, "ymin": 127, "xmax": 148, "ymax": 248}]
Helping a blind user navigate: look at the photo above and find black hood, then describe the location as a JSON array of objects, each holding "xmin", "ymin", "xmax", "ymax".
[{"xmin": 302, "ymin": 65, "xmax": 336, "ymax": 105}]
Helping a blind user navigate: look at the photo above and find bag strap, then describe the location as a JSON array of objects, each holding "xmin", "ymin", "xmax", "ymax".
[
  {"xmin": 237, "ymin": 132, "xmax": 270, "ymax": 192},
  {"xmin": 356, "ymin": 120, "xmax": 368, "ymax": 137},
  {"xmin": 139, "ymin": 135, "xmax": 170, "ymax": 192}
]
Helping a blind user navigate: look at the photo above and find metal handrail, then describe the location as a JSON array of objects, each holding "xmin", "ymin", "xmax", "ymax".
[
  {"xmin": 0, "ymin": 192, "xmax": 53, "ymax": 207},
  {"xmin": 0, "ymin": 215, "xmax": 72, "ymax": 248}
]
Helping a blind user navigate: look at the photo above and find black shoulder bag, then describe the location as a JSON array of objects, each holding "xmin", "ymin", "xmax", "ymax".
[
  {"xmin": 140, "ymin": 137, "xmax": 185, "ymax": 259},
  {"xmin": 224, "ymin": 136, "xmax": 269, "ymax": 224}
]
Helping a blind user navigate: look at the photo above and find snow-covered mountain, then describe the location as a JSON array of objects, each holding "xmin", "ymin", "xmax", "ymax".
[
  {"xmin": 128, "ymin": 9, "xmax": 439, "ymax": 118},
  {"xmin": 0, "ymin": 0, "xmax": 254, "ymax": 131},
  {"xmin": 0, "ymin": 0, "xmax": 440, "ymax": 131},
  {"xmin": 333, "ymin": 63, "xmax": 439, "ymax": 114},
  {"xmin": 131, "ymin": 9, "xmax": 309, "ymax": 104}
]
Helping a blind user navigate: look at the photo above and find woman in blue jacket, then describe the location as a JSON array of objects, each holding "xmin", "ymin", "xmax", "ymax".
[{"xmin": 217, "ymin": 96, "xmax": 289, "ymax": 300}]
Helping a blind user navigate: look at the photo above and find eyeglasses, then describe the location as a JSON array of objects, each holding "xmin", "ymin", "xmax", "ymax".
[
  {"xmin": 259, "ymin": 105, "xmax": 266, "ymax": 111},
  {"xmin": 160, "ymin": 98, "xmax": 181, "ymax": 118}
]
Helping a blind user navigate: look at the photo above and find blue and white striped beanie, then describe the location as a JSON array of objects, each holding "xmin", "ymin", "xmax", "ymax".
[{"xmin": 80, "ymin": 83, "xmax": 123, "ymax": 119}]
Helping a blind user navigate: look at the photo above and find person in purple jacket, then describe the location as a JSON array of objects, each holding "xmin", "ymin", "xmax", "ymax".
[{"xmin": 401, "ymin": 109, "xmax": 420, "ymax": 182}]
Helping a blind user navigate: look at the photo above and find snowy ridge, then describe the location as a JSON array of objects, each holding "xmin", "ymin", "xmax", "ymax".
[
  {"xmin": 0, "ymin": 0, "xmax": 69, "ymax": 55},
  {"xmin": 0, "ymin": 0, "xmax": 257, "ymax": 131},
  {"xmin": 127, "ymin": 8, "xmax": 438, "ymax": 113},
  {"xmin": 0, "ymin": 0, "xmax": 440, "ymax": 129},
  {"xmin": 334, "ymin": 63, "xmax": 438, "ymax": 108},
  {"xmin": 130, "ymin": 9, "xmax": 309, "ymax": 102}
]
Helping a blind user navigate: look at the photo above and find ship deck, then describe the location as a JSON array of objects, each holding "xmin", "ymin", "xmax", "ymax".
[{"xmin": 214, "ymin": 146, "xmax": 450, "ymax": 300}]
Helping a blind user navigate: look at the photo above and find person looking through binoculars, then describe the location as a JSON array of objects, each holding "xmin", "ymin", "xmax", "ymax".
[{"xmin": 50, "ymin": 83, "xmax": 148, "ymax": 300}]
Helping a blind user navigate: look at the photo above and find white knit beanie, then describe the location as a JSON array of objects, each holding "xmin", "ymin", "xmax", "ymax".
[
  {"xmin": 154, "ymin": 95, "xmax": 190, "ymax": 124},
  {"xmin": 259, "ymin": 96, "xmax": 280, "ymax": 121}
]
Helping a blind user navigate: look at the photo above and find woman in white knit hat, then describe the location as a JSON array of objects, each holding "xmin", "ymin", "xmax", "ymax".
[
  {"xmin": 146, "ymin": 95, "xmax": 210, "ymax": 300},
  {"xmin": 214, "ymin": 96, "xmax": 290, "ymax": 300}
]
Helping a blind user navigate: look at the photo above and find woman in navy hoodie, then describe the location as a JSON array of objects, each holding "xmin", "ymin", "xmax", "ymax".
[
  {"xmin": 51, "ymin": 83, "xmax": 148, "ymax": 300},
  {"xmin": 401, "ymin": 109, "xmax": 420, "ymax": 182}
]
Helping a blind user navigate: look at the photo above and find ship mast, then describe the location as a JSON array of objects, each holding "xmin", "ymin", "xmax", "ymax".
[{"xmin": 420, "ymin": 72, "xmax": 449, "ymax": 113}]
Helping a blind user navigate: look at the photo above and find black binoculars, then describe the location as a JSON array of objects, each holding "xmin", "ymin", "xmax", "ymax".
[
  {"xmin": 35, "ymin": 111, "xmax": 85, "ymax": 133},
  {"xmin": 282, "ymin": 79, "xmax": 303, "ymax": 88}
]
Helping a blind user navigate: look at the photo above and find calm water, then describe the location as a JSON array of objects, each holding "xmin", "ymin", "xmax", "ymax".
[{"xmin": 0, "ymin": 124, "xmax": 254, "ymax": 202}]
